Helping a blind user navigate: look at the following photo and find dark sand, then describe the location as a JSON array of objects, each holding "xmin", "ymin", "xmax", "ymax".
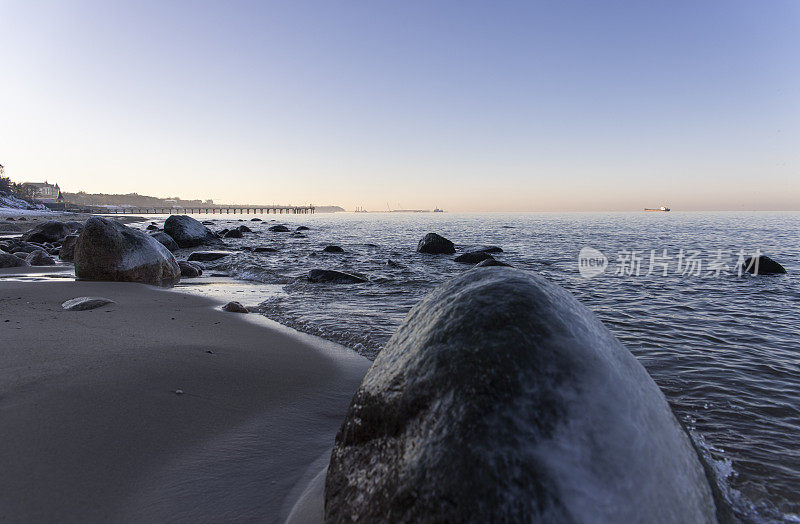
[{"xmin": 0, "ymin": 268, "xmax": 368, "ymax": 522}]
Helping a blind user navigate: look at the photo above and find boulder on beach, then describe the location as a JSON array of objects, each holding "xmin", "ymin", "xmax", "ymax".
[
  {"xmin": 58, "ymin": 234, "xmax": 79, "ymax": 262},
  {"xmin": 323, "ymin": 245, "xmax": 344, "ymax": 253},
  {"xmin": 150, "ymin": 232, "xmax": 179, "ymax": 252},
  {"xmin": 163, "ymin": 215, "xmax": 218, "ymax": 248},
  {"xmin": 224, "ymin": 229, "xmax": 243, "ymax": 239},
  {"xmin": 237, "ymin": 225, "xmax": 252, "ymax": 233},
  {"xmin": 416, "ymin": 232, "xmax": 455, "ymax": 254},
  {"xmin": 74, "ymin": 217, "xmax": 181, "ymax": 288},
  {"xmin": 202, "ymin": 220, "xmax": 215, "ymax": 225},
  {"xmin": 254, "ymin": 247, "xmax": 277, "ymax": 253},
  {"xmin": 222, "ymin": 301, "xmax": 248, "ymax": 313},
  {"xmin": 0, "ymin": 253, "xmax": 29, "ymax": 268},
  {"xmin": 308, "ymin": 269, "xmax": 367, "ymax": 284},
  {"xmin": 325, "ymin": 268, "xmax": 717, "ymax": 522},
  {"xmin": 250, "ymin": 218, "xmax": 262, "ymax": 222},
  {"xmin": 178, "ymin": 260, "xmax": 203, "ymax": 278},
  {"xmin": 477, "ymin": 245, "xmax": 503, "ymax": 253},
  {"xmin": 21, "ymin": 221, "xmax": 72, "ymax": 243},
  {"xmin": 453, "ymin": 251, "xmax": 495, "ymax": 264},
  {"xmin": 296, "ymin": 225, "xmax": 310, "ymax": 231},
  {"xmin": 740, "ymin": 255, "xmax": 786, "ymax": 275},
  {"xmin": 26, "ymin": 249, "xmax": 55, "ymax": 266},
  {"xmin": 475, "ymin": 258, "xmax": 512, "ymax": 267},
  {"xmin": 61, "ymin": 297, "xmax": 116, "ymax": 311},
  {"xmin": 269, "ymin": 225, "xmax": 290, "ymax": 232},
  {"xmin": 187, "ymin": 251, "xmax": 231, "ymax": 262},
  {"xmin": 146, "ymin": 224, "xmax": 159, "ymax": 231}
]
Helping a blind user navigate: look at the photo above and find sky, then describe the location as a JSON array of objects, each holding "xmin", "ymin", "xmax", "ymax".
[{"xmin": 1, "ymin": 1, "xmax": 798, "ymax": 212}]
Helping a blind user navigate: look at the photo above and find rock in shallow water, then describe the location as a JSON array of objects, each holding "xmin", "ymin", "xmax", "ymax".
[
  {"xmin": 74, "ymin": 217, "xmax": 181, "ymax": 287},
  {"xmin": 453, "ymin": 250, "xmax": 495, "ymax": 264},
  {"xmin": 740, "ymin": 255, "xmax": 786, "ymax": 275},
  {"xmin": 163, "ymin": 215, "xmax": 218, "ymax": 248},
  {"xmin": 325, "ymin": 268, "xmax": 717, "ymax": 522},
  {"xmin": 416, "ymin": 232, "xmax": 455, "ymax": 254},
  {"xmin": 178, "ymin": 260, "xmax": 203, "ymax": 277},
  {"xmin": 269, "ymin": 225, "xmax": 290, "ymax": 232},
  {"xmin": 475, "ymin": 258, "xmax": 512, "ymax": 267},
  {"xmin": 62, "ymin": 297, "xmax": 116, "ymax": 311},
  {"xmin": 323, "ymin": 245, "xmax": 345, "ymax": 253},
  {"xmin": 308, "ymin": 269, "xmax": 367, "ymax": 284},
  {"xmin": 187, "ymin": 251, "xmax": 231, "ymax": 262}
]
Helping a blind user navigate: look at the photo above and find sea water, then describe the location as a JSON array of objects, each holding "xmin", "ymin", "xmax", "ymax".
[{"xmin": 148, "ymin": 211, "xmax": 798, "ymax": 522}]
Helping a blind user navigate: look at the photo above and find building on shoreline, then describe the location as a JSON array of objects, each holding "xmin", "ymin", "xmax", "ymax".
[{"xmin": 22, "ymin": 181, "xmax": 64, "ymax": 204}]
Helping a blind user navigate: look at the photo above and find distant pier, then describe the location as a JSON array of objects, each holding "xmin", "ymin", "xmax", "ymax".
[{"xmin": 100, "ymin": 205, "xmax": 315, "ymax": 215}]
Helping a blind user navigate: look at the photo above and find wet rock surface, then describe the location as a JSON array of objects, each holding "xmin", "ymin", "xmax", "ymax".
[
  {"xmin": 416, "ymin": 232, "xmax": 455, "ymax": 254},
  {"xmin": 74, "ymin": 217, "xmax": 181, "ymax": 287},
  {"xmin": 308, "ymin": 269, "xmax": 367, "ymax": 284},
  {"xmin": 164, "ymin": 215, "xmax": 218, "ymax": 248},
  {"xmin": 326, "ymin": 268, "xmax": 717, "ymax": 523}
]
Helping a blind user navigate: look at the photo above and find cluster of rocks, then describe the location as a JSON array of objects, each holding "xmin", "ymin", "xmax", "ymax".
[
  {"xmin": 415, "ymin": 232, "xmax": 511, "ymax": 267},
  {"xmin": 0, "ymin": 220, "xmax": 83, "ymax": 267}
]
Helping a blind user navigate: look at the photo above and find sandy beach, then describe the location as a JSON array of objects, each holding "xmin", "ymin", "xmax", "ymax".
[{"xmin": 0, "ymin": 266, "xmax": 368, "ymax": 522}]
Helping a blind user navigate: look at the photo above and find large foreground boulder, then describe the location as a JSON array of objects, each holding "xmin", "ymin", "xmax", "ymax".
[
  {"xmin": 416, "ymin": 232, "xmax": 455, "ymax": 254},
  {"xmin": 74, "ymin": 217, "xmax": 181, "ymax": 287},
  {"xmin": 326, "ymin": 268, "xmax": 717, "ymax": 522},
  {"xmin": 163, "ymin": 215, "xmax": 218, "ymax": 248},
  {"xmin": 21, "ymin": 221, "xmax": 72, "ymax": 243}
]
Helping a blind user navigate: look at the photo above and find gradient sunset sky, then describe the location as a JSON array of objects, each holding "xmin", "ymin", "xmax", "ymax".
[{"xmin": 1, "ymin": 1, "xmax": 798, "ymax": 211}]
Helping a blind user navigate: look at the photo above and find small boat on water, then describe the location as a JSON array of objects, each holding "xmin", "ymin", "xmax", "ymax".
[{"xmin": 644, "ymin": 205, "xmax": 670, "ymax": 212}]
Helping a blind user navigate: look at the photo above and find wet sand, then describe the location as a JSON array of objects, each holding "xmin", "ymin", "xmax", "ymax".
[{"xmin": 0, "ymin": 267, "xmax": 368, "ymax": 522}]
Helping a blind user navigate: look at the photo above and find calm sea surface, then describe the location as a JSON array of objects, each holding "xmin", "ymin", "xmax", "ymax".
[{"xmin": 148, "ymin": 211, "xmax": 798, "ymax": 522}]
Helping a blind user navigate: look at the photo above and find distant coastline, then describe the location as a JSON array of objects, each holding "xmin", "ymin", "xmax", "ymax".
[{"xmin": 62, "ymin": 192, "xmax": 345, "ymax": 213}]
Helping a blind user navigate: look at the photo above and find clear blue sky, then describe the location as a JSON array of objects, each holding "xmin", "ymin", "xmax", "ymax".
[{"xmin": 1, "ymin": 0, "xmax": 798, "ymax": 211}]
